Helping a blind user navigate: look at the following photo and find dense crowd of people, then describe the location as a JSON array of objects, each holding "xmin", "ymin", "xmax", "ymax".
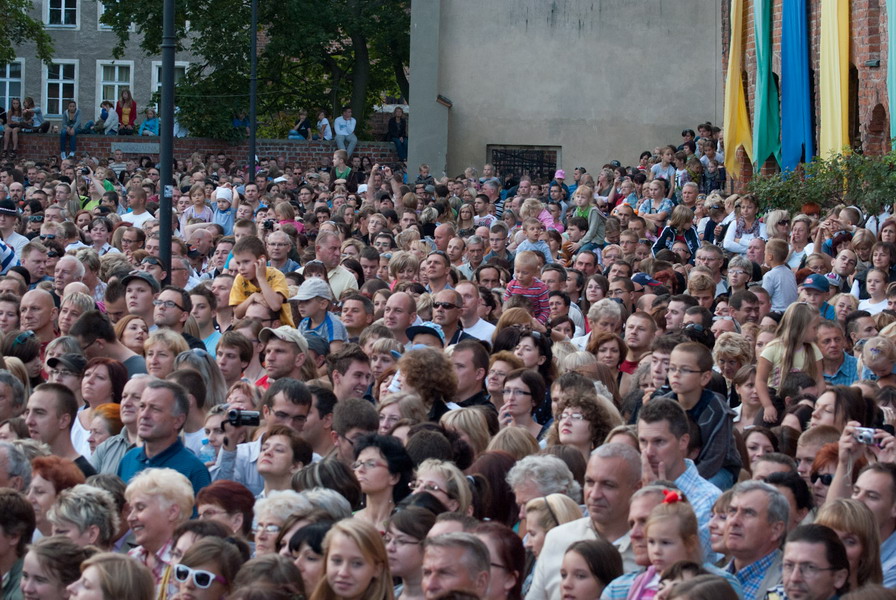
[{"xmin": 0, "ymin": 120, "xmax": 890, "ymax": 600}]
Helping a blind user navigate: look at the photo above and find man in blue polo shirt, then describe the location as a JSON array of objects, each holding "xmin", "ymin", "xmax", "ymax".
[{"xmin": 118, "ymin": 379, "xmax": 210, "ymax": 494}]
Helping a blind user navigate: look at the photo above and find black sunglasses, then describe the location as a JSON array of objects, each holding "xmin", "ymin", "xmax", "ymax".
[{"xmin": 810, "ymin": 473, "xmax": 834, "ymax": 486}]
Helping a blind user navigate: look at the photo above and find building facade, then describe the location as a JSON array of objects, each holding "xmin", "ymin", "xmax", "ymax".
[
  {"xmin": 408, "ymin": 0, "xmax": 724, "ymax": 178},
  {"xmin": 723, "ymin": 0, "xmax": 890, "ymax": 181},
  {"xmin": 7, "ymin": 0, "xmax": 195, "ymax": 122}
]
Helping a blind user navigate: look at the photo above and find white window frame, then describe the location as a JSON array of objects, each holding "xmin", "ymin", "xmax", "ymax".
[
  {"xmin": 42, "ymin": 60, "xmax": 79, "ymax": 117},
  {"xmin": 0, "ymin": 60, "xmax": 25, "ymax": 113},
  {"xmin": 44, "ymin": 0, "xmax": 80, "ymax": 29},
  {"xmin": 95, "ymin": 60, "xmax": 134, "ymax": 107},
  {"xmin": 150, "ymin": 60, "xmax": 189, "ymax": 106}
]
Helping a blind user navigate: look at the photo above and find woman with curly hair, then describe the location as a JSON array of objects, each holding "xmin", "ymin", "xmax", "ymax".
[
  {"xmin": 548, "ymin": 394, "xmax": 622, "ymax": 461},
  {"xmin": 396, "ymin": 347, "xmax": 457, "ymax": 421}
]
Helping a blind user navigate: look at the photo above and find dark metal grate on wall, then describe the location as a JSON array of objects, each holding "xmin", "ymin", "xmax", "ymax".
[{"xmin": 488, "ymin": 146, "xmax": 559, "ymax": 180}]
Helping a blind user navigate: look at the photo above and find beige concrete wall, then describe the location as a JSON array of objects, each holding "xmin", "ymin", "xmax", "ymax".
[{"xmin": 431, "ymin": 0, "xmax": 723, "ymax": 176}]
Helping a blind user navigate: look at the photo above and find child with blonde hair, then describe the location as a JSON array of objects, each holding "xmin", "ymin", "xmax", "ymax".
[{"xmin": 627, "ymin": 491, "xmax": 741, "ymax": 600}]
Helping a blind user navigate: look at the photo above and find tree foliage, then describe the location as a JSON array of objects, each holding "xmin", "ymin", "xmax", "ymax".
[
  {"xmin": 2, "ymin": 0, "xmax": 54, "ymax": 65},
  {"xmin": 101, "ymin": 0, "xmax": 409, "ymax": 139},
  {"xmin": 747, "ymin": 147, "xmax": 896, "ymax": 217}
]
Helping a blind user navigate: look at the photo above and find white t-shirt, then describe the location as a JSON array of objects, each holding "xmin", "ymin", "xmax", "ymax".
[
  {"xmin": 183, "ymin": 428, "xmax": 205, "ymax": 457},
  {"xmin": 859, "ymin": 297, "xmax": 888, "ymax": 315},
  {"xmin": 463, "ymin": 318, "xmax": 496, "ymax": 342},
  {"xmin": 122, "ymin": 210, "xmax": 154, "ymax": 229},
  {"xmin": 71, "ymin": 409, "xmax": 91, "ymax": 458}
]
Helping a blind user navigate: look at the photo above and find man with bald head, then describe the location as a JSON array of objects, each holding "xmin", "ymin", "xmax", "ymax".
[
  {"xmin": 433, "ymin": 223, "xmax": 455, "ymax": 253},
  {"xmin": 384, "ymin": 291, "xmax": 417, "ymax": 346},
  {"xmin": 20, "ymin": 289, "xmax": 57, "ymax": 346}
]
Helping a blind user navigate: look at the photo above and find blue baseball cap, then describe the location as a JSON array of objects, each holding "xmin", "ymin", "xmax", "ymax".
[{"xmin": 800, "ymin": 273, "xmax": 830, "ymax": 292}]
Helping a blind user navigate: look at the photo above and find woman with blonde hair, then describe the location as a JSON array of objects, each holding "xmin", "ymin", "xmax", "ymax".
[
  {"xmin": 815, "ymin": 498, "xmax": 883, "ymax": 589},
  {"xmin": 114, "ymin": 314, "xmax": 149, "ymax": 356},
  {"xmin": 144, "ymin": 329, "xmax": 189, "ymax": 379},
  {"xmin": 377, "ymin": 392, "xmax": 426, "ymax": 435},
  {"xmin": 388, "ymin": 251, "xmax": 420, "ymax": 288},
  {"xmin": 486, "ymin": 426, "xmax": 540, "ymax": 460},
  {"xmin": 831, "ymin": 293, "xmax": 860, "ymax": 324},
  {"xmin": 67, "ymin": 552, "xmax": 154, "ymax": 600},
  {"xmin": 441, "ymin": 407, "xmax": 491, "ymax": 459},
  {"xmin": 765, "ymin": 209, "xmax": 791, "ymax": 242},
  {"xmin": 310, "ymin": 518, "xmax": 393, "ymax": 600},
  {"xmin": 559, "ymin": 350, "xmax": 600, "ymax": 378},
  {"xmin": 862, "ymin": 336, "xmax": 896, "ymax": 388},
  {"xmin": 522, "ymin": 494, "xmax": 585, "ymax": 596},
  {"xmin": 411, "ymin": 458, "xmax": 471, "ymax": 515},
  {"xmin": 457, "ymin": 203, "xmax": 476, "ymax": 237}
]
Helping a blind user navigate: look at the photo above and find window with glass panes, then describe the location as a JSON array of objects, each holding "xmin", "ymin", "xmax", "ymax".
[
  {"xmin": 45, "ymin": 62, "xmax": 77, "ymax": 115},
  {"xmin": 99, "ymin": 63, "xmax": 131, "ymax": 104},
  {"xmin": 47, "ymin": 0, "xmax": 77, "ymax": 26},
  {"xmin": 0, "ymin": 63, "xmax": 22, "ymax": 112}
]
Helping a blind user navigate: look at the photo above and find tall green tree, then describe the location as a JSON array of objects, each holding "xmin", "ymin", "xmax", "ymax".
[
  {"xmin": 2, "ymin": 0, "xmax": 54, "ymax": 65},
  {"xmin": 101, "ymin": 0, "xmax": 409, "ymax": 139}
]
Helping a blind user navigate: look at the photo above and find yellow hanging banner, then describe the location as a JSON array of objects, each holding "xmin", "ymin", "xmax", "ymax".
[
  {"xmin": 818, "ymin": 0, "xmax": 850, "ymax": 157},
  {"xmin": 723, "ymin": 0, "xmax": 753, "ymax": 179}
]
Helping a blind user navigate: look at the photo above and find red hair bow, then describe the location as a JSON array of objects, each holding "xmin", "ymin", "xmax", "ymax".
[{"xmin": 662, "ymin": 489, "xmax": 684, "ymax": 504}]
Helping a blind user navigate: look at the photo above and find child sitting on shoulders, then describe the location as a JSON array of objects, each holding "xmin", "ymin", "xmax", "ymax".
[{"xmin": 503, "ymin": 251, "xmax": 550, "ymax": 324}]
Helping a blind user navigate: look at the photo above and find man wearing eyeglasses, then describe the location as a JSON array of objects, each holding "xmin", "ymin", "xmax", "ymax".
[
  {"xmin": 153, "ymin": 286, "xmax": 191, "ymax": 332},
  {"xmin": 215, "ymin": 378, "xmax": 313, "ymax": 496},
  {"xmin": 265, "ymin": 231, "xmax": 299, "ymax": 274},
  {"xmin": 782, "ymin": 525, "xmax": 849, "ymax": 600}
]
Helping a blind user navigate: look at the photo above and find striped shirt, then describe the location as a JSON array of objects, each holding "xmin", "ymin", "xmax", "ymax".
[{"xmin": 503, "ymin": 278, "xmax": 550, "ymax": 324}]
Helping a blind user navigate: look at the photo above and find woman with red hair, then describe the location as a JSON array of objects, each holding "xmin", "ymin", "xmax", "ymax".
[{"xmin": 27, "ymin": 456, "xmax": 85, "ymax": 537}]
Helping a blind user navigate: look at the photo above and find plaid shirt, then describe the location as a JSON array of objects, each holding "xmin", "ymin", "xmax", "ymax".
[
  {"xmin": 675, "ymin": 459, "xmax": 721, "ymax": 561},
  {"xmin": 823, "ymin": 352, "xmax": 858, "ymax": 386},
  {"xmin": 727, "ymin": 549, "xmax": 781, "ymax": 600}
]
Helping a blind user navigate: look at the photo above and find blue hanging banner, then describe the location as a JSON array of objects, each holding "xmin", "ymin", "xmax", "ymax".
[{"xmin": 781, "ymin": 0, "xmax": 814, "ymax": 170}]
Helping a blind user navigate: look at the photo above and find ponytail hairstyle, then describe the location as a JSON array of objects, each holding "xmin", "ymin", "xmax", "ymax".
[{"xmin": 645, "ymin": 491, "xmax": 702, "ymax": 564}]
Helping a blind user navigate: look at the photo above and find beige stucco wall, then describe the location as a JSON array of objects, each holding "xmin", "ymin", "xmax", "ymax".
[{"xmin": 415, "ymin": 0, "xmax": 723, "ymax": 176}]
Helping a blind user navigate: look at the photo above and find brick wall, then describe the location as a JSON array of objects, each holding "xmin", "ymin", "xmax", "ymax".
[
  {"xmin": 722, "ymin": 0, "xmax": 890, "ymax": 189},
  {"xmin": 15, "ymin": 134, "xmax": 401, "ymax": 167}
]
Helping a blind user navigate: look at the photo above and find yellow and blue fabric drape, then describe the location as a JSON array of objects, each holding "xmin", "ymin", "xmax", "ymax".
[{"xmin": 818, "ymin": 0, "xmax": 850, "ymax": 156}]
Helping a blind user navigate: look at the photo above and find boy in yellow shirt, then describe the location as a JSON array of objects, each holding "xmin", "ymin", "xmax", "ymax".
[{"xmin": 229, "ymin": 236, "xmax": 295, "ymax": 327}]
